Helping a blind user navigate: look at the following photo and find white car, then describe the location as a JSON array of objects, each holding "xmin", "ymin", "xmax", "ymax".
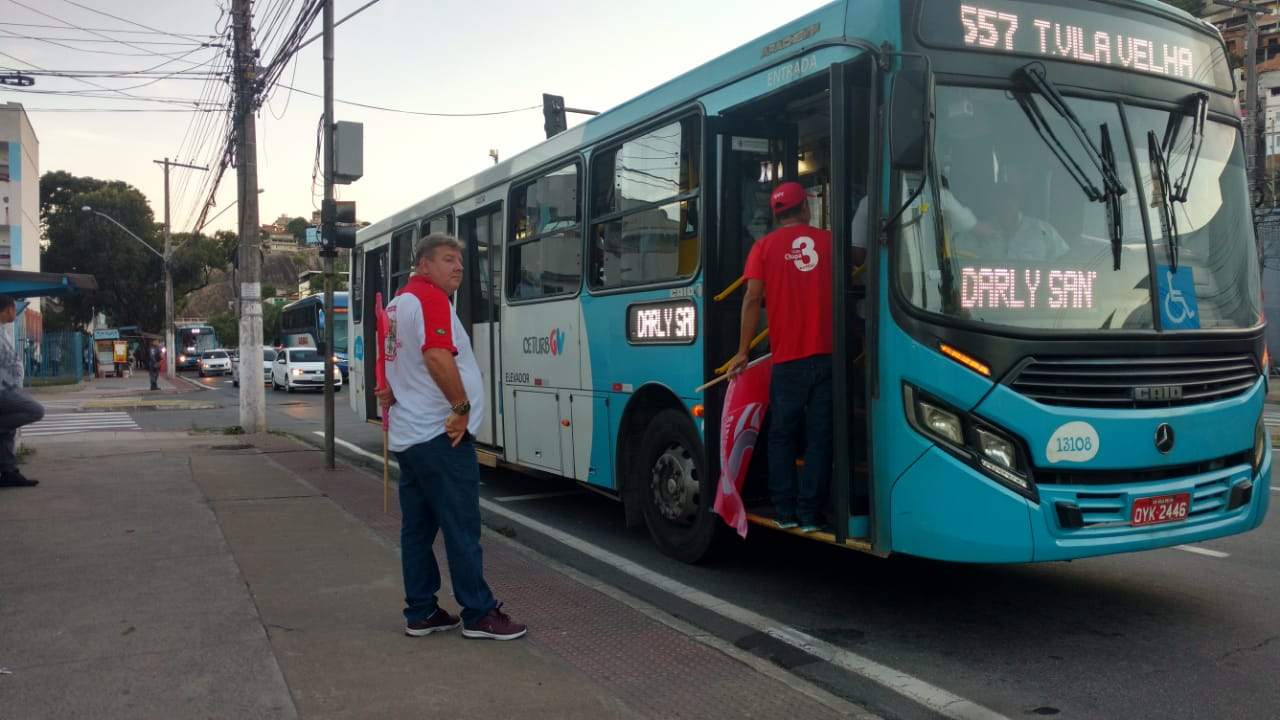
[
  {"xmin": 232, "ymin": 347, "xmax": 277, "ymax": 388},
  {"xmin": 197, "ymin": 350, "xmax": 232, "ymax": 377},
  {"xmin": 271, "ymin": 347, "xmax": 343, "ymax": 392}
]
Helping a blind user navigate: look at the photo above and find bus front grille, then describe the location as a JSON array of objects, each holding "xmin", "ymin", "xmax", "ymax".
[{"xmin": 1008, "ymin": 354, "xmax": 1259, "ymax": 408}]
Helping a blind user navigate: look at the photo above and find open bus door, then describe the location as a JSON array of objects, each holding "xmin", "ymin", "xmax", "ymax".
[
  {"xmin": 457, "ymin": 204, "xmax": 505, "ymax": 450},
  {"xmin": 707, "ymin": 61, "xmax": 877, "ymax": 548},
  {"xmin": 361, "ymin": 245, "xmax": 388, "ymax": 423}
]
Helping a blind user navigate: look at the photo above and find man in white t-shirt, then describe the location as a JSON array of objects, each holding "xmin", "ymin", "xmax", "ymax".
[{"xmin": 376, "ymin": 234, "xmax": 526, "ymax": 641}]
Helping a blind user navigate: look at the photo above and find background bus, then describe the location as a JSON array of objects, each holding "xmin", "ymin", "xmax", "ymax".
[
  {"xmin": 282, "ymin": 292, "xmax": 350, "ymax": 380},
  {"xmin": 350, "ymin": 0, "xmax": 1269, "ymax": 564},
  {"xmin": 175, "ymin": 323, "xmax": 219, "ymax": 371}
]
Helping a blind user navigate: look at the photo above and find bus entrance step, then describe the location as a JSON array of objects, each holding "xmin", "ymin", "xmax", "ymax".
[{"xmin": 744, "ymin": 513, "xmax": 872, "ymax": 552}]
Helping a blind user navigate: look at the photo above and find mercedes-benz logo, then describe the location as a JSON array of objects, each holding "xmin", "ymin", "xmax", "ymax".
[{"xmin": 1154, "ymin": 423, "xmax": 1175, "ymax": 454}]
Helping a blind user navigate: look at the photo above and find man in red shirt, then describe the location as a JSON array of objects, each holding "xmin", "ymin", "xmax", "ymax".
[{"xmin": 727, "ymin": 182, "xmax": 832, "ymax": 532}]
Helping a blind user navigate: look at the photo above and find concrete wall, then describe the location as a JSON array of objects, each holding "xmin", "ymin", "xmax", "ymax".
[{"xmin": 0, "ymin": 102, "xmax": 40, "ymax": 275}]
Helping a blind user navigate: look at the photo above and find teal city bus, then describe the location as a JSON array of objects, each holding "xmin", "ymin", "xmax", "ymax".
[{"xmin": 350, "ymin": 0, "xmax": 1270, "ymax": 563}]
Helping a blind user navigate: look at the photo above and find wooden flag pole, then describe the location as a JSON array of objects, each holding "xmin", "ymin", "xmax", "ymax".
[
  {"xmin": 695, "ymin": 353, "xmax": 772, "ymax": 394},
  {"xmin": 382, "ymin": 429, "xmax": 389, "ymax": 513}
]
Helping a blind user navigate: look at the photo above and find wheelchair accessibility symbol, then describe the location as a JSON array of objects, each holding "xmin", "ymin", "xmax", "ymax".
[{"xmin": 1157, "ymin": 265, "xmax": 1200, "ymax": 330}]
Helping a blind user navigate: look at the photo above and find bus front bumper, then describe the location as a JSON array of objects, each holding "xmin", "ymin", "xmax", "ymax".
[{"xmin": 889, "ymin": 447, "xmax": 1270, "ymax": 564}]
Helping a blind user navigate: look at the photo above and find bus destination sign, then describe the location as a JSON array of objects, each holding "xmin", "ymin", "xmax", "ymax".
[
  {"xmin": 919, "ymin": 0, "xmax": 1231, "ymax": 91},
  {"xmin": 628, "ymin": 299, "xmax": 697, "ymax": 345}
]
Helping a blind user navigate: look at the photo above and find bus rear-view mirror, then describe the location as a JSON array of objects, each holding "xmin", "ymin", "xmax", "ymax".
[{"xmin": 889, "ymin": 59, "xmax": 933, "ymax": 171}]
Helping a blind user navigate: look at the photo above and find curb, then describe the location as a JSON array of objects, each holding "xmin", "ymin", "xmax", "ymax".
[{"xmin": 278, "ymin": 430, "xmax": 898, "ymax": 720}]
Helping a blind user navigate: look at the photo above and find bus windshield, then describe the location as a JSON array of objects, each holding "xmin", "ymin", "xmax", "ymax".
[{"xmin": 896, "ymin": 85, "xmax": 1261, "ymax": 332}]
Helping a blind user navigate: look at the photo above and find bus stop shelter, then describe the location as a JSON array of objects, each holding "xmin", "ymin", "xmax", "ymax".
[{"xmin": 0, "ymin": 270, "xmax": 99, "ymax": 384}]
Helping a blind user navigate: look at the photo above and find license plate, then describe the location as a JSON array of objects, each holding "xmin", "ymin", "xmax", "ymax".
[{"xmin": 1130, "ymin": 493, "xmax": 1191, "ymax": 527}]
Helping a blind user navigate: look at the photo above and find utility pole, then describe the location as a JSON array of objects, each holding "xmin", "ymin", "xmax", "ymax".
[
  {"xmin": 1216, "ymin": 1, "xmax": 1270, "ymax": 204},
  {"xmin": 322, "ymin": 0, "xmax": 337, "ymax": 468},
  {"xmin": 153, "ymin": 158, "xmax": 208, "ymax": 381},
  {"xmin": 232, "ymin": 0, "xmax": 266, "ymax": 433}
]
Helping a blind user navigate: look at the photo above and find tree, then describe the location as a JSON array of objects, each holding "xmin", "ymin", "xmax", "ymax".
[
  {"xmin": 41, "ymin": 173, "xmax": 166, "ymax": 329},
  {"xmin": 286, "ymin": 216, "xmax": 309, "ymax": 242},
  {"xmin": 40, "ymin": 171, "xmax": 233, "ymax": 332},
  {"xmin": 1162, "ymin": 0, "xmax": 1204, "ymax": 15}
]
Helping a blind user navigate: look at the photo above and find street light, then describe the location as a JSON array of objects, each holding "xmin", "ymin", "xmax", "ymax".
[{"xmin": 81, "ymin": 205, "xmax": 175, "ymax": 381}]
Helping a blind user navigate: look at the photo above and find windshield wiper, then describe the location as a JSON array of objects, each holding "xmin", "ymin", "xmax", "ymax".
[
  {"xmin": 1148, "ymin": 130, "xmax": 1181, "ymax": 270},
  {"xmin": 1016, "ymin": 65, "xmax": 1129, "ymax": 200},
  {"xmin": 1164, "ymin": 92, "xmax": 1209, "ymax": 203},
  {"xmin": 1101, "ymin": 124, "xmax": 1124, "ymax": 271},
  {"xmin": 1013, "ymin": 64, "xmax": 1129, "ymax": 266}
]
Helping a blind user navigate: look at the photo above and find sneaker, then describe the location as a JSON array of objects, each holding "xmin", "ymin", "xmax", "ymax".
[
  {"xmin": 0, "ymin": 471, "xmax": 37, "ymax": 487},
  {"xmin": 773, "ymin": 519, "xmax": 799, "ymax": 530},
  {"xmin": 462, "ymin": 603, "xmax": 527, "ymax": 640},
  {"xmin": 404, "ymin": 607, "xmax": 461, "ymax": 637}
]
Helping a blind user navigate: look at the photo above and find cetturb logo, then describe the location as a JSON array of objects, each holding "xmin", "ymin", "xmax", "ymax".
[{"xmin": 523, "ymin": 327, "xmax": 567, "ymax": 356}]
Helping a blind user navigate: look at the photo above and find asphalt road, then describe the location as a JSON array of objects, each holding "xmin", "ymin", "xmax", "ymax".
[{"xmin": 139, "ymin": 372, "xmax": 1280, "ymax": 720}]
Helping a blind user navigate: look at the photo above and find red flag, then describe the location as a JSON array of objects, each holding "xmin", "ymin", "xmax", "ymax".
[
  {"xmin": 374, "ymin": 292, "xmax": 390, "ymax": 431},
  {"xmin": 713, "ymin": 357, "xmax": 772, "ymax": 538}
]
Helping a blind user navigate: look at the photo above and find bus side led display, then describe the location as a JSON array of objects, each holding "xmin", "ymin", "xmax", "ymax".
[
  {"xmin": 628, "ymin": 299, "xmax": 697, "ymax": 345},
  {"xmin": 919, "ymin": 0, "xmax": 1232, "ymax": 91}
]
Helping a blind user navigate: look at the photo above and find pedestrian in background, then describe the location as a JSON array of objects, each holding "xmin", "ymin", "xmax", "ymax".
[
  {"xmin": 376, "ymin": 234, "xmax": 527, "ymax": 641},
  {"xmin": 147, "ymin": 339, "xmax": 163, "ymax": 391},
  {"xmin": 0, "ymin": 295, "xmax": 44, "ymax": 487}
]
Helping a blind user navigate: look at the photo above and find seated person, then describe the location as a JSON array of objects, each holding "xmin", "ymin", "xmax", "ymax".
[{"xmin": 955, "ymin": 162, "xmax": 1069, "ymax": 262}]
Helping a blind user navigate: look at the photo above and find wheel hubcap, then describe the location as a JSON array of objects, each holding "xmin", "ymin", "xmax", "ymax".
[{"xmin": 651, "ymin": 442, "xmax": 699, "ymax": 524}]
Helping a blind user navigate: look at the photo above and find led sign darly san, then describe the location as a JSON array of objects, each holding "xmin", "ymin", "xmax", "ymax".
[
  {"xmin": 960, "ymin": 267, "xmax": 1098, "ymax": 311},
  {"xmin": 627, "ymin": 299, "xmax": 698, "ymax": 345}
]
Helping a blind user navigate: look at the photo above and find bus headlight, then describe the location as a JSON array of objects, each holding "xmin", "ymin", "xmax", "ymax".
[
  {"xmin": 976, "ymin": 426, "xmax": 1017, "ymax": 470},
  {"xmin": 1253, "ymin": 416, "xmax": 1267, "ymax": 475},
  {"xmin": 919, "ymin": 402, "xmax": 964, "ymax": 445},
  {"xmin": 904, "ymin": 383, "xmax": 1037, "ymax": 501}
]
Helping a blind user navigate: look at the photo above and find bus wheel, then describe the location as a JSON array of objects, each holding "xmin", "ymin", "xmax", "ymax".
[{"xmin": 639, "ymin": 408, "xmax": 717, "ymax": 563}]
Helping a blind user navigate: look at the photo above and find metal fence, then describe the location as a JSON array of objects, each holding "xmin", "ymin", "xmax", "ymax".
[{"xmin": 18, "ymin": 331, "xmax": 87, "ymax": 385}]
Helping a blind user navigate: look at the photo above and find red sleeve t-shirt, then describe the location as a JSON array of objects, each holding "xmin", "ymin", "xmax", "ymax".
[{"xmin": 743, "ymin": 224, "xmax": 833, "ymax": 364}]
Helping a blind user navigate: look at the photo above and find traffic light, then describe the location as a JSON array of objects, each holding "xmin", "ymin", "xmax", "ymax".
[
  {"xmin": 322, "ymin": 199, "xmax": 358, "ymax": 251},
  {"xmin": 543, "ymin": 93, "xmax": 566, "ymax": 139}
]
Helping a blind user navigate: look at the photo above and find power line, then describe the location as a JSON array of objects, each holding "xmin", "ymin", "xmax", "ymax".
[
  {"xmin": 5, "ymin": 0, "xmax": 214, "ymax": 64},
  {"xmin": 55, "ymin": 0, "xmax": 222, "ymax": 44},
  {"xmin": 276, "ymin": 84, "xmax": 541, "ymax": 117},
  {"xmin": 18, "ymin": 106, "xmax": 226, "ymax": 112},
  {"xmin": 0, "ymin": 34, "xmax": 213, "ymax": 46},
  {"xmin": 0, "ymin": 20, "xmax": 217, "ymax": 39}
]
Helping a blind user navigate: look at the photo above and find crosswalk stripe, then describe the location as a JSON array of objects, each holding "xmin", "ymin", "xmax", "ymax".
[{"xmin": 25, "ymin": 410, "xmax": 140, "ymax": 437}]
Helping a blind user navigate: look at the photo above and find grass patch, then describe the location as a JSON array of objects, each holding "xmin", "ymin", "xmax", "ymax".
[
  {"xmin": 17, "ymin": 445, "xmax": 35, "ymax": 464},
  {"xmin": 222, "ymin": 425, "xmax": 245, "ymax": 435}
]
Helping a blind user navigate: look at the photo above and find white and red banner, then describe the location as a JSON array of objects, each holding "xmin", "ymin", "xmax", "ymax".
[{"xmin": 713, "ymin": 357, "xmax": 772, "ymax": 538}]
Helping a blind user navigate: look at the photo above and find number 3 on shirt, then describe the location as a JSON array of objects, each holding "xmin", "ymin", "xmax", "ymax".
[{"xmin": 789, "ymin": 236, "xmax": 819, "ymax": 272}]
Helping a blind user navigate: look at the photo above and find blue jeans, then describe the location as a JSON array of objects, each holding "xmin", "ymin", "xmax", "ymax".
[
  {"xmin": 394, "ymin": 433, "xmax": 496, "ymax": 625},
  {"xmin": 767, "ymin": 354, "xmax": 833, "ymax": 524}
]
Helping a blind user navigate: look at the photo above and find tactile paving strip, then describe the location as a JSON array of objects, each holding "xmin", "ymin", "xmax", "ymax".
[{"xmin": 257, "ymin": 438, "xmax": 842, "ymax": 719}]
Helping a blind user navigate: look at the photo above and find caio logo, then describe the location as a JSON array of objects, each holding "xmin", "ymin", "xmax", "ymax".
[{"xmin": 523, "ymin": 327, "xmax": 567, "ymax": 357}]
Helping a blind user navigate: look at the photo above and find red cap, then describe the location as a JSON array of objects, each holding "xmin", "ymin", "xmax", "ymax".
[{"xmin": 770, "ymin": 182, "xmax": 806, "ymax": 215}]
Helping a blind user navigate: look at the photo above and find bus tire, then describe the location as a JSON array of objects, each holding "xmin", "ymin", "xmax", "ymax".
[{"xmin": 638, "ymin": 408, "xmax": 718, "ymax": 564}]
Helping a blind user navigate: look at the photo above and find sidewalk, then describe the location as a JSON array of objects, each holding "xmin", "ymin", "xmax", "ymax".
[
  {"xmin": 23, "ymin": 372, "xmax": 215, "ymax": 411},
  {"xmin": 0, "ymin": 431, "xmax": 865, "ymax": 719}
]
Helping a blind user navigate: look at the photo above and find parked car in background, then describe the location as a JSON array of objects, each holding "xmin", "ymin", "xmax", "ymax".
[
  {"xmin": 197, "ymin": 350, "xmax": 232, "ymax": 377},
  {"xmin": 232, "ymin": 346, "xmax": 276, "ymax": 388},
  {"xmin": 271, "ymin": 347, "xmax": 342, "ymax": 392}
]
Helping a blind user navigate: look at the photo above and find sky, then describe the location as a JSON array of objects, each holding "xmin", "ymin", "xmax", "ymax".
[{"xmin": 0, "ymin": 0, "xmax": 832, "ymax": 236}]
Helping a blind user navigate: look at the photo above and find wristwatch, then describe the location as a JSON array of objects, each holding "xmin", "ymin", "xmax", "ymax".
[{"xmin": 450, "ymin": 400, "xmax": 471, "ymax": 416}]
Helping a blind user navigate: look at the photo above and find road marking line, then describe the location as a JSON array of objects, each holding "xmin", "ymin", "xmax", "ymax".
[
  {"xmin": 326, "ymin": 432, "xmax": 1007, "ymax": 720},
  {"xmin": 494, "ymin": 491, "xmax": 583, "ymax": 503},
  {"xmin": 1175, "ymin": 545, "xmax": 1230, "ymax": 558}
]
